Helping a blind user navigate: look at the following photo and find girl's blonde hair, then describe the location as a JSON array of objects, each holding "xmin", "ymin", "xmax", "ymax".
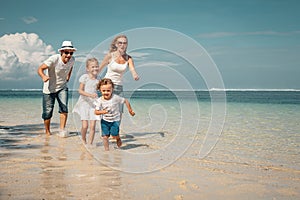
[{"xmin": 86, "ymin": 57, "xmax": 99, "ymax": 68}]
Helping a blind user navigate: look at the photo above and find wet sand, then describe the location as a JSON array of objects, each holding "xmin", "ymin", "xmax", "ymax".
[
  {"xmin": 0, "ymin": 122, "xmax": 299, "ymax": 200},
  {"xmin": 0, "ymin": 124, "xmax": 124, "ymax": 199}
]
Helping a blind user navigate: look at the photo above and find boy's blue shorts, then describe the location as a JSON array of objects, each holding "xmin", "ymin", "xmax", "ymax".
[{"xmin": 101, "ymin": 119, "xmax": 120, "ymax": 137}]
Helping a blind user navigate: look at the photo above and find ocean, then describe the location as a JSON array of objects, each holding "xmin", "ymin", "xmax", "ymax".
[
  {"xmin": 1, "ymin": 89, "xmax": 299, "ymax": 103},
  {"xmin": 0, "ymin": 89, "xmax": 300, "ymax": 173}
]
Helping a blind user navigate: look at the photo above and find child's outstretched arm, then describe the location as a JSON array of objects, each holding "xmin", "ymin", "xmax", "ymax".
[
  {"xmin": 124, "ymin": 99, "xmax": 135, "ymax": 116},
  {"xmin": 94, "ymin": 109, "xmax": 108, "ymax": 115},
  {"xmin": 78, "ymin": 83, "xmax": 98, "ymax": 98}
]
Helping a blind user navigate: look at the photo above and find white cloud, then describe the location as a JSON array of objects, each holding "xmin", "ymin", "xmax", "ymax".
[
  {"xmin": 130, "ymin": 52, "xmax": 151, "ymax": 59},
  {"xmin": 139, "ymin": 61, "xmax": 178, "ymax": 67},
  {"xmin": 0, "ymin": 32, "xmax": 55, "ymax": 80},
  {"xmin": 22, "ymin": 16, "xmax": 38, "ymax": 24},
  {"xmin": 198, "ymin": 30, "xmax": 300, "ymax": 38},
  {"xmin": 198, "ymin": 32, "xmax": 237, "ymax": 38}
]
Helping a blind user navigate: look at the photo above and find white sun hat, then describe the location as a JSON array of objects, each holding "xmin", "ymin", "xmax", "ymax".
[{"xmin": 58, "ymin": 40, "xmax": 77, "ymax": 52}]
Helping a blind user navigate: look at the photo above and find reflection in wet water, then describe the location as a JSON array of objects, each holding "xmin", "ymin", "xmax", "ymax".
[
  {"xmin": 0, "ymin": 122, "xmax": 159, "ymax": 199},
  {"xmin": 40, "ymin": 136, "xmax": 68, "ymax": 198}
]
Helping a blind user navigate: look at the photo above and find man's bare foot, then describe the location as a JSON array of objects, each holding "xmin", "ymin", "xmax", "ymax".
[{"xmin": 45, "ymin": 131, "xmax": 51, "ymax": 136}]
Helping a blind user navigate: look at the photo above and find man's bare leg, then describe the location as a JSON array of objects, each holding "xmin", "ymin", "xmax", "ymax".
[
  {"xmin": 44, "ymin": 119, "xmax": 51, "ymax": 136},
  {"xmin": 60, "ymin": 113, "xmax": 68, "ymax": 130}
]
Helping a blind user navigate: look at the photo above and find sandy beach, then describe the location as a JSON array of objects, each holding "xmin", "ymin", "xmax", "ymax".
[
  {"xmin": 0, "ymin": 123, "xmax": 127, "ymax": 200},
  {"xmin": 1, "ymin": 120, "xmax": 299, "ymax": 200}
]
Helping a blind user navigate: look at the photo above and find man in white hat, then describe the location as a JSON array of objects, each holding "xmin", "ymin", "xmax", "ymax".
[{"xmin": 37, "ymin": 40, "xmax": 77, "ymax": 136}]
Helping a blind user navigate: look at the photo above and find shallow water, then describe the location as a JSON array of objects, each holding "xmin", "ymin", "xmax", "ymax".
[
  {"xmin": 1, "ymin": 90, "xmax": 299, "ymax": 199},
  {"xmin": 1, "ymin": 91, "xmax": 299, "ymax": 172}
]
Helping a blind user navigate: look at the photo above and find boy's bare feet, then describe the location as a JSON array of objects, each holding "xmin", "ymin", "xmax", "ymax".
[
  {"xmin": 116, "ymin": 138, "xmax": 122, "ymax": 148},
  {"xmin": 103, "ymin": 137, "xmax": 109, "ymax": 151}
]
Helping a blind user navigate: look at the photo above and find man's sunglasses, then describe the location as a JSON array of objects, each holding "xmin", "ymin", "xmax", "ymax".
[{"xmin": 64, "ymin": 51, "xmax": 73, "ymax": 55}]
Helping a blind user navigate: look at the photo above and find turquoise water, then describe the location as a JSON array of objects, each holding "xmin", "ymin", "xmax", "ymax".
[
  {"xmin": 0, "ymin": 90, "xmax": 299, "ymax": 172},
  {"xmin": 1, "ymin": 90, "xmax": 299, "ymax": 104}
]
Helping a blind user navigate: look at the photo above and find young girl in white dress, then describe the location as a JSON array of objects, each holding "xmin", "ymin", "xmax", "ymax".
[{"xmin": 73, "ymin": 58, "xmax": 100, "ymax": 145}]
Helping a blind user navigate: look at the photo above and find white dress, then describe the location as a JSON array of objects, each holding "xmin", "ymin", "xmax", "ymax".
[{"xmin": 73, "ymin": 74, "xmax": 100, "ymax": 120}]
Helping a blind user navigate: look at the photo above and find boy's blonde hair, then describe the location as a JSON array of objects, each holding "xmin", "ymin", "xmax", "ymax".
[{"xmin": 97, "ymin": 78, "xmax": 114, "ymax": 91}]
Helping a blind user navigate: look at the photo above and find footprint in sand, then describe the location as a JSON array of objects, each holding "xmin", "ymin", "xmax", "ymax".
[
  {"xmin": 174, "ymin": 194, "xmax": 184, "ymax": 200},
  {"xmin": 178, "ymin": 180, "xmax": 200, "ymax": 191},
  {"xmin": 178, "ymin": 180, "xmax": 188, "ymax": 190}
]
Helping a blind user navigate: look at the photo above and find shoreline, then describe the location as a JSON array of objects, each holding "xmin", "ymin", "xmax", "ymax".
[
  {"xmin": 0, "ymin": 124, "xmax": 125, "ymax": 199},
  {"xmin": 1, "ymin": 122, "xmax": 299, "ymax": 199}
]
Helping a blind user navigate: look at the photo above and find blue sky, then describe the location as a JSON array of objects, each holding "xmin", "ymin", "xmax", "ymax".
[{"xmin": 0, "ymin": 0, "xmax": 300, "ymax": 90}]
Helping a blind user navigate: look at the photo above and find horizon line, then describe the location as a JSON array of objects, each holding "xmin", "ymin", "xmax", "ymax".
[{"xmin": 1, "ymin": 88, "xmax": 300, "ymax": 92}]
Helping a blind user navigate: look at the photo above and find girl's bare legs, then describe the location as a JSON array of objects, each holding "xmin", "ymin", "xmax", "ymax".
[
  {"xmin": 81, "ymin": 120, "xmax": 88, "ymax": 144},
  {"xmin": 103, "ymin": 136, "xmax": 109, "ymax": 151},
  {"xmin": 88, "ymin": 120, "xmax": 96, "ymax": 145}
]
